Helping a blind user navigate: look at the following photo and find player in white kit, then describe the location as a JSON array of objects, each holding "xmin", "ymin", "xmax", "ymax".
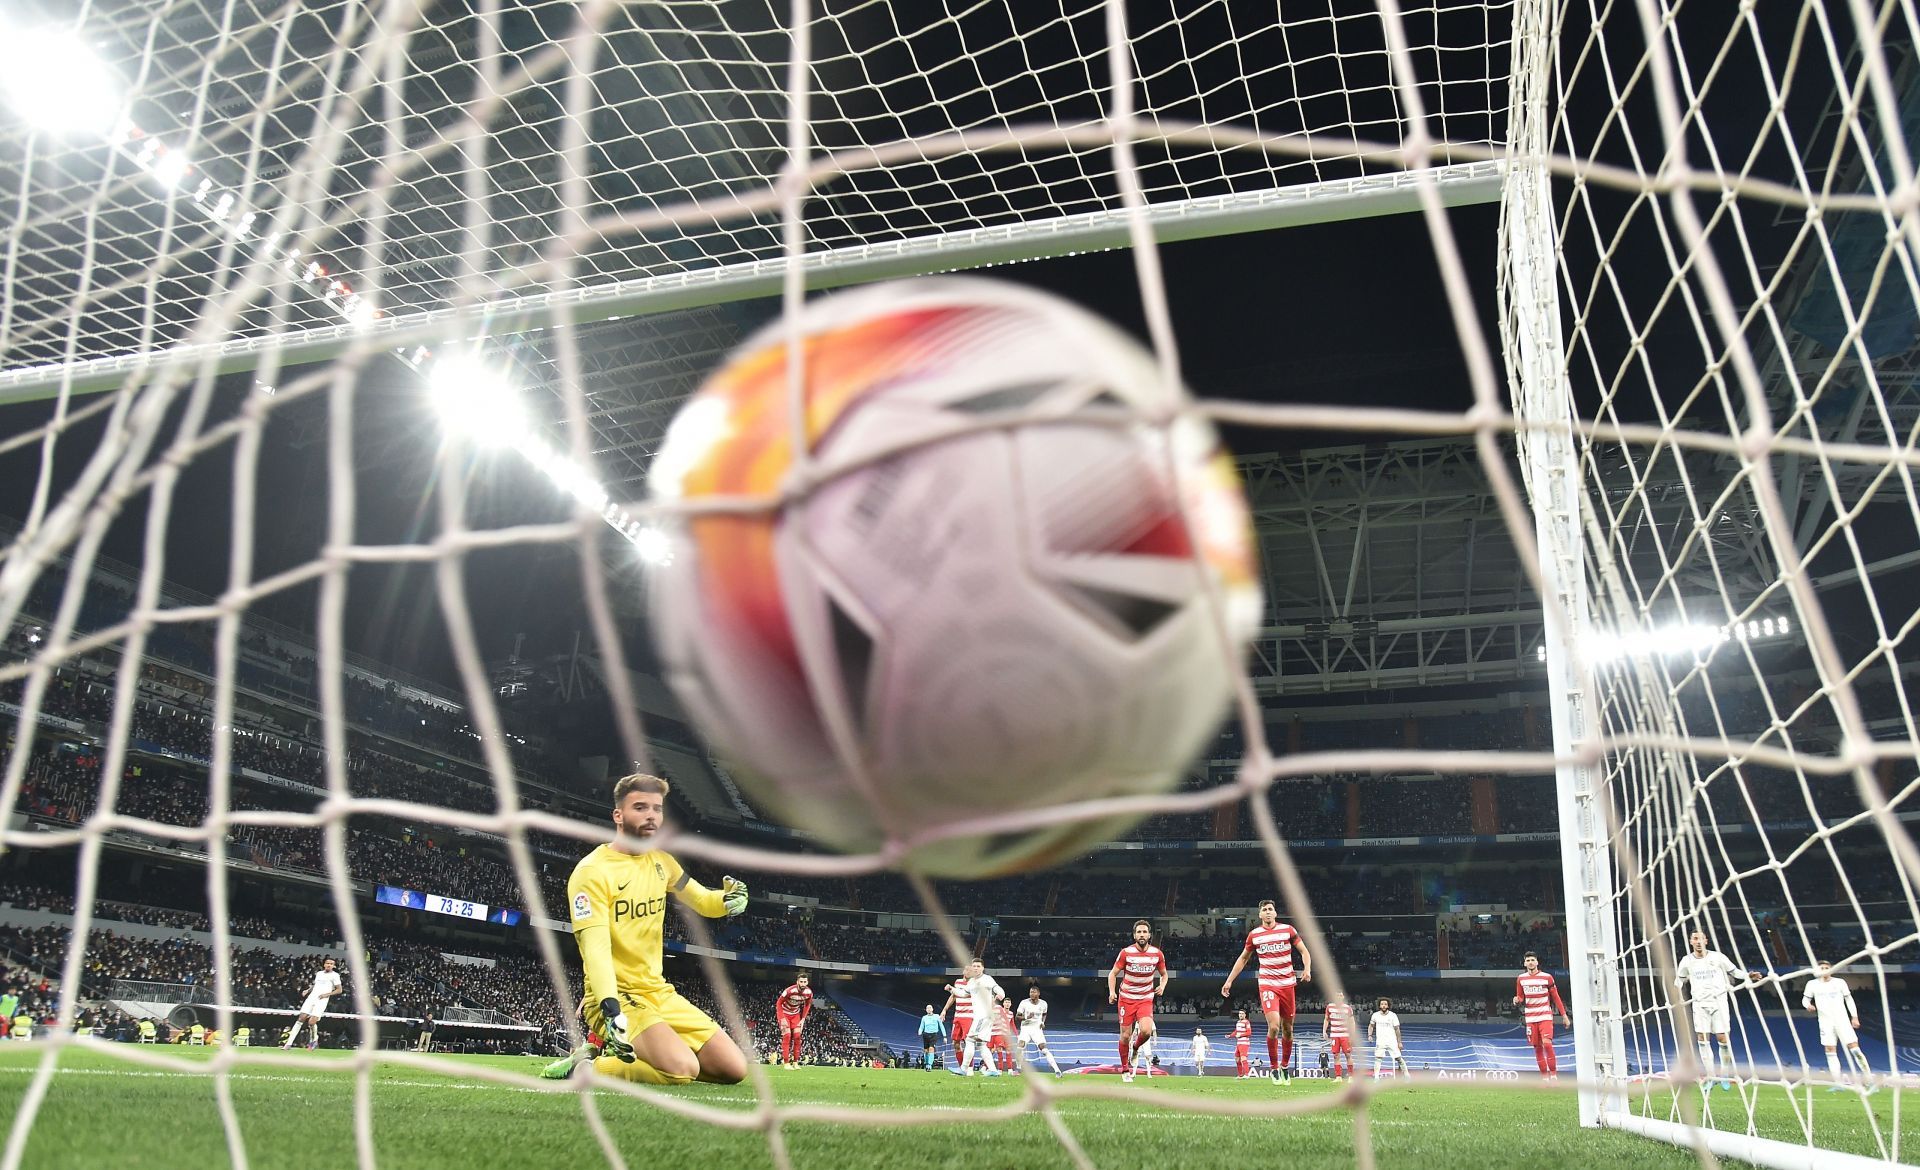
[
  {"xmin": 1014, "ymin": 986, "xmax": 1063, "ymax": 1076},
  {"xmin": 1187, "ymin": 1028, "xmax": 1211, "ymax": 1075},
  {"xmin": 283, "ymin": 956, "xmax": 343, "ymax": 1050},
  {"xmin": 1368, "ymin": 998, "xmax": 1407, "ymax": 1078},
  {"xmin": 1673, "ymin": 930, "xmax": 1757, "ymax": 1091},
  {"xmin": 956, "ymin": 960, "xmax": 1006, "ymax": 1077},
  {"xmin": 1802, "ymin": 961, "xmax": 1875, "ymax": 1092}
]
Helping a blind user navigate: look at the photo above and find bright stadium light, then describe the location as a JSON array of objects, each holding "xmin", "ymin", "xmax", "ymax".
[
  {"xmin": 1536, "ymin": 613, "xmax": 1797, "ymax": 668},
  {"xmin": 428, "ymin": 352, "xmax": 526, "ymax": 448},
  {"xmin": 0, "ymin": 27, "xmax": 121, "ymax": 137},
  {"xmin": 415, "ymin": 347, "xmax": 662, "ymax": 561},
  {"xmin": 632, "ymin": 526, "xmax": 673, "ymax": 567}
]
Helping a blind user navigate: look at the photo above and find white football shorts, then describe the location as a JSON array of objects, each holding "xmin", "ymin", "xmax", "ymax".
[
  {"xmin": 1691, "ymin": 999, "xmax": 1728, "ymax": 1036},
  {"xmin": 299, "ymin": 995, "xmax": 330, "ymax": 1019},
  {"xmin": 1817, "ymin": 1016, "xmax": 1858, "ymax": 1049},
  {"xmin": 1017, "ymin": 1024, "xmax": 1047, "ymax": 1047}
]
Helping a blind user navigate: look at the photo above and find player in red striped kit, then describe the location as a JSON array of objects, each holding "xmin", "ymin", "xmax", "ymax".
[
  {"xmin": 774, "ymin": 973, "xmax": 813, "ymax": 1069},
  {"xmin": 1322, "ymin": 992, "xmax": 1354, "ymax": 1081},
  {"xmin": 1512, "ymin": 951, "xmax": 1571, "ymax": 1080},
  {"xmin": 939, "ymin": 975, "xmax": 975, "ymax": 1069},
  {"xmin": 991, "ymin": 1000, "xmax": 1015, "ymax": 1072},
  {"xmin": 1232, "ymin": 1009, "xmax": 1253, "ymax": 1078},
  {"xmin": 1107, "ymin": 919, "xmax": 1169, "ymax": 1082},
  {"xmin": 1220, "ymin": 899, "xmax": 1313, "ymax": 1084}
]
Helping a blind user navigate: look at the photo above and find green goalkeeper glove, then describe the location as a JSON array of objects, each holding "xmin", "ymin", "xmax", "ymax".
[
  {"xmin": 722, "ymin": 875, "xmax": 749, "ymax": 917},
  {"xmin": 599, "ymin": 1000, "xmax": 636, "ymax": 1063}
]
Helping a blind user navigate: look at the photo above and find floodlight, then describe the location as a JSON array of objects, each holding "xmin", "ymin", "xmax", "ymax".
[
  {"xmin": 427, "ymin": 353, "xmax": 525, "ymax": 448},
  {"xmin": 632, "ymin": 526, "xmax": 673, "ymax": 567},
  {"xmin": 149, "ymin": 148, "xmax": 191, "ymax": 189},
  {"xmin": 0, "ymin": 27, "xmax": 120, "ymax": 137}
]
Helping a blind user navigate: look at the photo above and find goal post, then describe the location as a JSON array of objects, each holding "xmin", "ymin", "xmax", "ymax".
[
  {"xmin": 1504, "ymin": 0, "xmax": 1920, "ymax": 1165},
  {"xmin": 0, "ymin": 161, "xmax": 1504, "ymax": 405}
]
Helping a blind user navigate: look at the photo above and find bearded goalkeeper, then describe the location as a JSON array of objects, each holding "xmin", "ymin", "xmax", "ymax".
[{"xmin": 540, "ymin": 773, "xmax": 750, "ymax": 1084}]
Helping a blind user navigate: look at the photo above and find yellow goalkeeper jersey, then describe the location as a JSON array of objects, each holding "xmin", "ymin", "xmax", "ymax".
[{"xmin": 567, "ymin": 843, "xmax": 726, "ymax": 998}]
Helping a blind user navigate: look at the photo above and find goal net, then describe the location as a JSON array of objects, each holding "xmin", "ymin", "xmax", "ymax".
[
  {"xmin": 1504, "ymin": 0, "xmax": 1920, "ymax": 1165},
  {"xmin": 0, "ymin": 0, "xmax": 1912, "ymax": 1167}
]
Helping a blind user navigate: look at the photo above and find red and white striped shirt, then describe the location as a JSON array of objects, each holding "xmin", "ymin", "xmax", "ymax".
[
  {"xmin": 945, "ymin": 981, "xmax": 973, "ymax": 1021},
  {"xmin": 1112, "ymin": 944, "xmax": 1166, "ymax": 1003},
  {"xmin": 776, "ymin": 984, "xmax": 813, "ymax": 1018},
  {"xmin": 1515, "ymin": 971, "xmax": 1566, "ymax": 1025},
  {"xmin": 1244, "ymin": 923, "xmax": 1301, "ymax": 988},
  {"xmin": 1232, "ymin": 1018, "xmax": 1252, "ymax": 1046},
  {"xmin": 1324, "ymin": 1002, "xmax": 1352, "ymax": 1038}
]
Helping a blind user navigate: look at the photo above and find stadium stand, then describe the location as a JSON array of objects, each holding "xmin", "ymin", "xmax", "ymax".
[{"xmin": 4, "ymin": 552, "xmax": 1913, "ymax": 1075}]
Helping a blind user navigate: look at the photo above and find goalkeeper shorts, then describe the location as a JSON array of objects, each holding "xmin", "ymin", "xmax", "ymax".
[{"xmin": 586, "ymin": 986, "xmax": 720, "ymax": 1053}]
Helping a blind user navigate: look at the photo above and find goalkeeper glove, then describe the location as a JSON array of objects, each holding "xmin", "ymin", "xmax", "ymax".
[
  {"xmin": 599, "ymin": 1000, "xmax": 635, "ymax": 1063},
  {"xmin": 722, "ymin": 875, "xmax": 749, "ymax": 917}
]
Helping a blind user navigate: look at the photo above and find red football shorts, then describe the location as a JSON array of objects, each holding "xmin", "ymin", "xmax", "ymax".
[
  {"xmin": 1259, "ymin": 985, "xmax": 1297, "ymax": 1020},
  {"xmin": 776, "ymin": 1011, "xmax": 805, "ymax": 1033},
  {"xmin": 1526, "ymin": 1020, "xmax": 1554, "ymax": 1048},
  {"xmin": 1330, "ymin": 1036, "xmax": 1352, "ymax": 1054},
  {"xmin": 951, "ymin": 1018, "xmax": 972, "ymax": 1046},
  {"xmin": 1118, "ymin": 998, "xmax": 1155, "ymax": 1030}
]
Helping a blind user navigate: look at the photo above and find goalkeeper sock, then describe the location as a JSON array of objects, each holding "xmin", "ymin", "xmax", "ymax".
[{"xmin": 593, "ymin": 1054, "xmax": 695, "ymax": 1085}]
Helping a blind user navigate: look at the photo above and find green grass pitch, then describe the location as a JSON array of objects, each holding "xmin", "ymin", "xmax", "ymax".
[{"xmin": 0, "ymin": 1046, "xmax": 1908, "ymax": 1168}]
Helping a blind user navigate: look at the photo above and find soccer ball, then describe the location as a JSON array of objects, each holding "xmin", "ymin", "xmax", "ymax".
[{"xmin": 646, "ymin": 276, "xmax": 1262, "ymax": 877}]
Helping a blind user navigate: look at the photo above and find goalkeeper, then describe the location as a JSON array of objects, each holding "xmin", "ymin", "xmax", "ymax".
[{"xmin": 541, "ymin": 773, "xmax": 750, "ymax": 1084}]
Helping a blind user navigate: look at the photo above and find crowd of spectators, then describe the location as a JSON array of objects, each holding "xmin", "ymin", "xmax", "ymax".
[
  {"xmin": 0, "ymin": 918, "xmax": 571, "ymax": 1032},
  {"xmin": 8, "ymin": 568, "xmax": 556, "ymax": 783},
  {"xmin": 10, "ymin": 727, "xmax": 584, "ymax": 915},
  {"xmin": 12, "ymin": 649, "xmax": 1896, "ymax": 929},
  {"xmin": 0, "ymin": 906, "xmax": 869, "ymax": 1063},
  {"xmin": 0, "ymin": 883, "xmax": 74, "ymax": 915}
]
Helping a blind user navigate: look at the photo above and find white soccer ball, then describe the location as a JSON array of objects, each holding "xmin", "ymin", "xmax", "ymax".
[{"xmin": 646, "ymin": 276, "xmax": 1262, "ymax": 877}]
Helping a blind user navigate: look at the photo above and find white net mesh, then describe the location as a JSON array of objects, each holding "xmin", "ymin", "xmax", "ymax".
[
  {"xmin": 0, "ymin": 0, "xmax": 1508, "ymax": 390},
  {"xmin": 1502, "ymin": 0, "xmax": 1920, "ymax": 1162},
  {"xmin": 0, "ymin": 0, "xmax": 1915, "ymax": 1168}
]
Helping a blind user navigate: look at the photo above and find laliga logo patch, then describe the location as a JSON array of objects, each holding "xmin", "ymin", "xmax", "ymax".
[{"xmin": 572, "ymin": 892, "xmax": 593, "ymax": 920}]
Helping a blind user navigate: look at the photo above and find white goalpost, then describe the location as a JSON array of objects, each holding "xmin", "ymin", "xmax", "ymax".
[
  {"xmin": 0, "ymin": 0, "xmax": 1915, "ymax": 1168},
  {"xmin": 1503, "ymin": 0, "xmax": 1920, "ymax": 1166}
]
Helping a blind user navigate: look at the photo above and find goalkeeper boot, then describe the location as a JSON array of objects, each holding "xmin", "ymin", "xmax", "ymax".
[{"xmin": 540, "ymin": 1041, "xmax": 602, "ymax": 1080}]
